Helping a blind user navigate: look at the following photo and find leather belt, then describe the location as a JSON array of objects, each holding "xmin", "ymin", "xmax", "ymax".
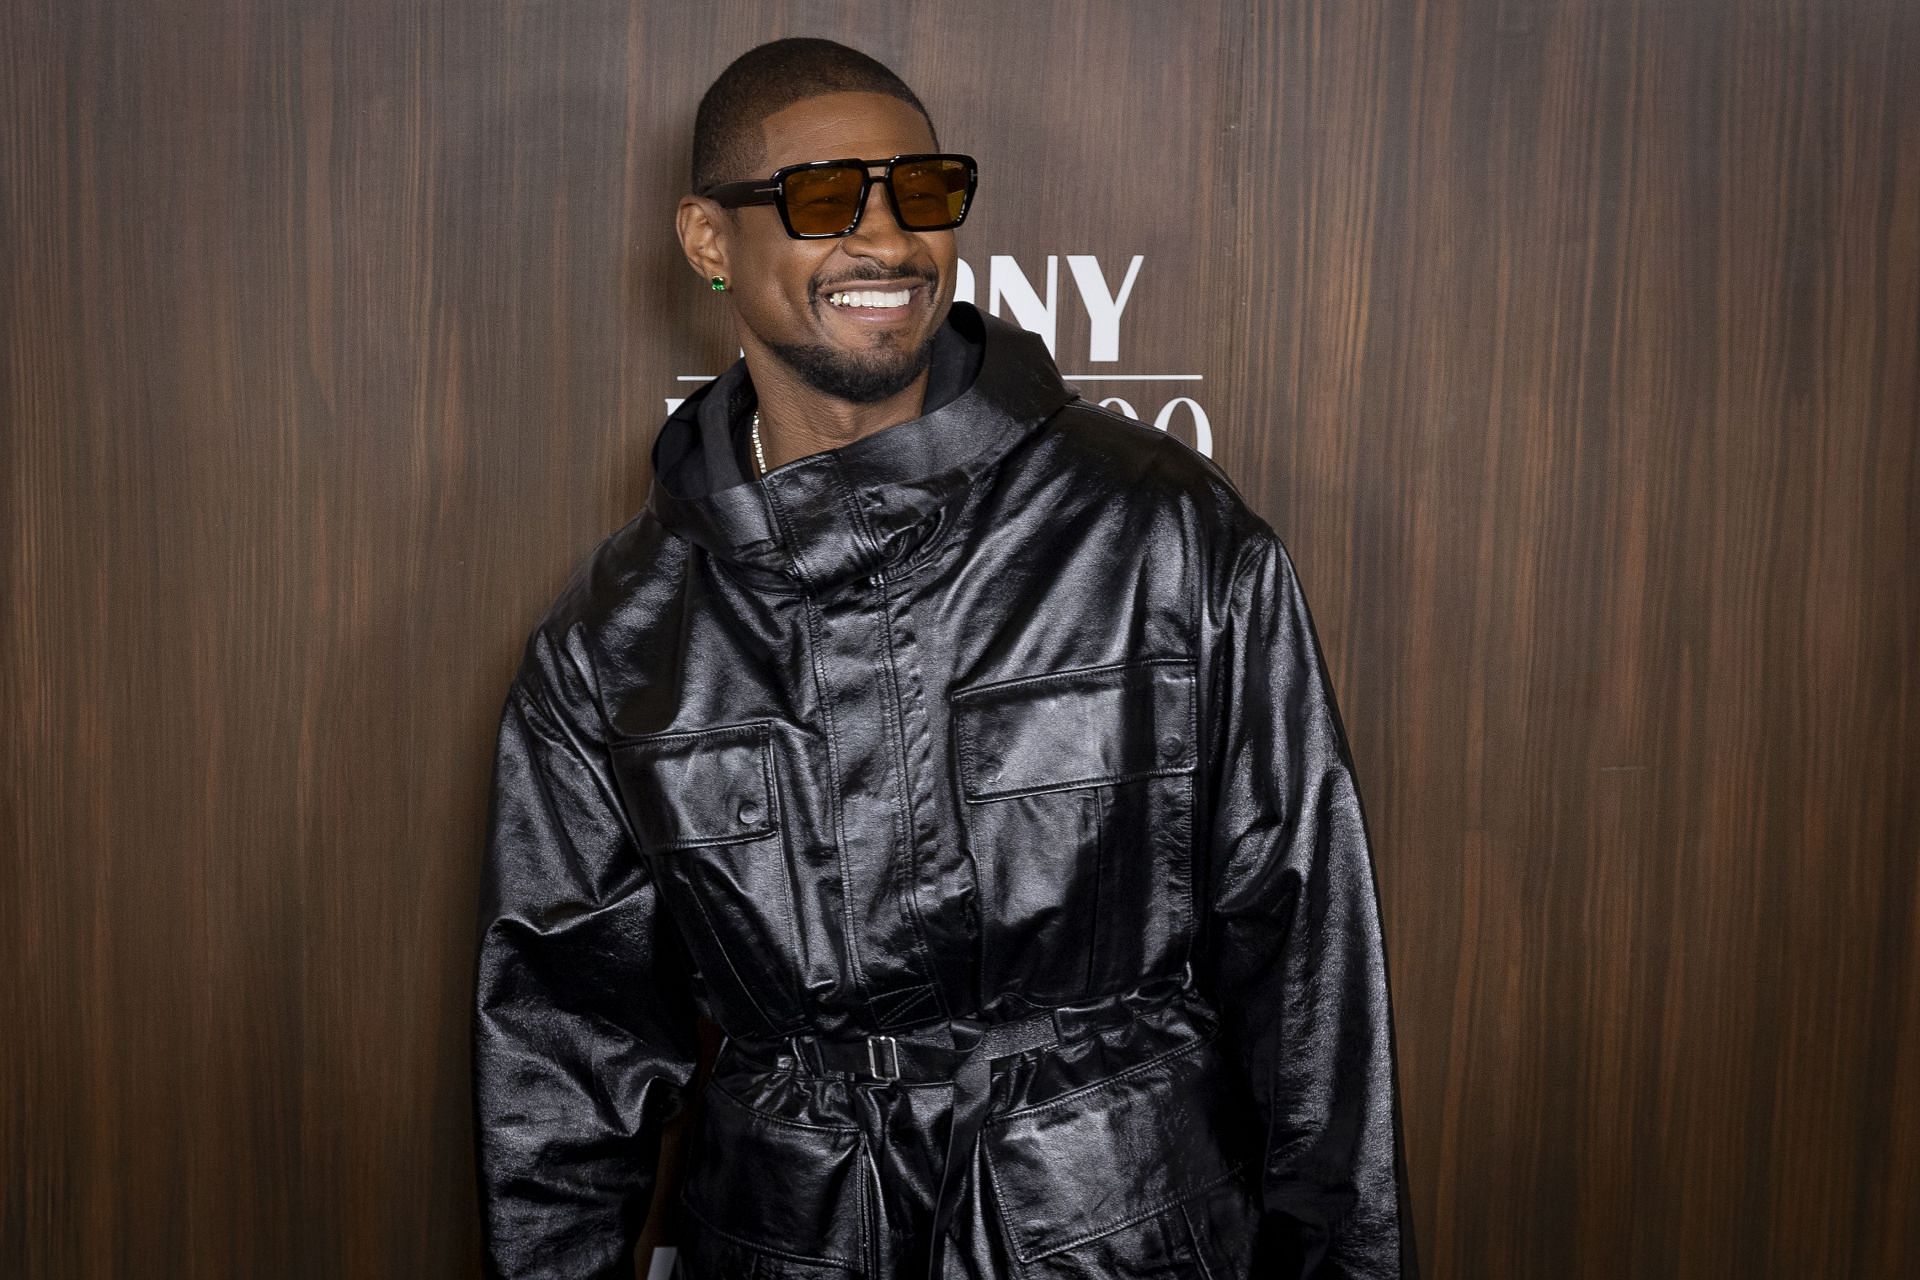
[{"xmin": 723, "ymin": 975, "xmax": 1200, "ymax": 1280}]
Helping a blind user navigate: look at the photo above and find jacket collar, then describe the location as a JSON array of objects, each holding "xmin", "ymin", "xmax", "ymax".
[{"xmin": 647, "ymin": 303, "xmax": 1074, "ymax": 591}]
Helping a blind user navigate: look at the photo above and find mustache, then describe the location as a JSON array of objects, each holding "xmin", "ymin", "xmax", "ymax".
[{"xmin": 812, "ymin": 263, "xmax": 938, "ymax": 297}]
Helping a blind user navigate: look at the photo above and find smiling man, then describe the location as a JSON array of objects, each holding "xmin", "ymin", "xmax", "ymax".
[{"xmin": 473, "ymin": 36, "xmax": 1417, "ymax": 1280}]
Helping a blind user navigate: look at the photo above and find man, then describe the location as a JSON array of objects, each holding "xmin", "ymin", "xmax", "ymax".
[{"xmin": 473, "ymin": 36, "xmax": 1416, "ymax": 1280}]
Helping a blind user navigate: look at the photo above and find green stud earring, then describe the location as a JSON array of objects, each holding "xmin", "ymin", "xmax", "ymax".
[{"xmin": 710, "ymin": 275, "xmax": 728, "ymax": 292}]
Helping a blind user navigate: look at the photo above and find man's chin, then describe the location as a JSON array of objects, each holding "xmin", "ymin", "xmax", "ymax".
[{"xmin": 766, "ymin": 332, "xmax": 938, "ymax": 406}]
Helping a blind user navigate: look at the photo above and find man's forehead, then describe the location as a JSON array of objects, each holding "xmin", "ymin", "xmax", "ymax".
[{"xmin": 756, "ymin": 91, "xmax": 937, "ymax": 169}]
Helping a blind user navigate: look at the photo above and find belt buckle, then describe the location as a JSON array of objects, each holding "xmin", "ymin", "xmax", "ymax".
[{"xmin": 866, "ymin": 1034, "xmax": 900, "ymax": 1080}]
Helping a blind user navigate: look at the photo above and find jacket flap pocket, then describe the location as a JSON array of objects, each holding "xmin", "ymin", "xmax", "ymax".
[
  {"xmin": 611, "ymin": 722, "xmax": 777, "ymax": 850},
  {"xmin": 982, "ymin": 1035, "xmax": 1246, "ymax": 1263},
  {"xmin": 951, "ymin": 657, "xmax": 1195, "ymax": 802},
  {"xmin": 682, "ymin": 1084, "xmax": 866, "ymax": 1267}
]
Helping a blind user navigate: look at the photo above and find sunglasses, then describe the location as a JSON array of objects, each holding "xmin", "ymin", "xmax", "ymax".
[{"xmin": 697, "ymin": 153, "xmax": 979, "ymax": 239}]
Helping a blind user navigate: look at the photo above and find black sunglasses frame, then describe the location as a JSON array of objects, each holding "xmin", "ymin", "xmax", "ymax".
[{"xmin": 697, "ymin": 152, "xmax": 979, "ymax": 240}]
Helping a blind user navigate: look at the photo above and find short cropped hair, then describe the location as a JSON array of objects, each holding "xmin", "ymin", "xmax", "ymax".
[{"xmin": 690, "ymin": 38, "xmax": 938, "ymax": 193}]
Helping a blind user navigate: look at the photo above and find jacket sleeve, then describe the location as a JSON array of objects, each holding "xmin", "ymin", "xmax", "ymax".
[
  {"xmin": 472, "ymin": 624, "xmax": 700, "ymax": 1280},
  {"xmin": 1201, "ymin": 530, "xmax": 1418, "ymax": 1277}
]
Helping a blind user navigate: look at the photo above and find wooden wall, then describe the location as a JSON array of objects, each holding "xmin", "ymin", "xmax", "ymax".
[{"xmin": 4, "ymin": 0, "xmax": 1915, "ymax": 1275}]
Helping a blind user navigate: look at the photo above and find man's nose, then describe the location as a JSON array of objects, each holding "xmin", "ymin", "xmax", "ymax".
[{"xmin": 842, "ymin": 178, "xmax": 915, "ymax": 258}]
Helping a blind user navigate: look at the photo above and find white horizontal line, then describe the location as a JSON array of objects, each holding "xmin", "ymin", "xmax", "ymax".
[{"xmin": 677, "ymin": 373, "xmax": 1204, "ymax": 383}]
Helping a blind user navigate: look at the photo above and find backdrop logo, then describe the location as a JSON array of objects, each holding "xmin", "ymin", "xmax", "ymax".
[{"xmin": 668, "ymin": 253, "xmax": 1211, "ymax": 456}]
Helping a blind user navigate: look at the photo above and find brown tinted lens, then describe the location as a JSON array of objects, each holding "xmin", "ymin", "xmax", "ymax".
[
  {"xmin": 889, "ymin": 158, "xmax": 971, "ymax": 228},
  {"xmin": 780, "ymin": 165, "xmax": 865, "ymax": 234}
]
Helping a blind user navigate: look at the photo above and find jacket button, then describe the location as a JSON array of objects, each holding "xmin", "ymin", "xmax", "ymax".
[{"xmin": 737, "ymin": 799, "xmax": 760, "ymax": 825}]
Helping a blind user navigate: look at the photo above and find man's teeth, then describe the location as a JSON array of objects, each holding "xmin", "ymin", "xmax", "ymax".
[{"xmin": 828, "ymin": 288, "xmax": 911, "ymax": 308}]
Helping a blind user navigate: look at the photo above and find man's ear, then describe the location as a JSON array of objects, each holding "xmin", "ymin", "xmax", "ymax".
[{"xmin": 677, "ymin": 196, "xmax": 730, "ymax": 283}]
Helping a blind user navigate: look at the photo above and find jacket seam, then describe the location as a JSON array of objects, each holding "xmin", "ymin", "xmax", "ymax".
[
  {"xmin": 987, "ymin": 1030, "xmax": 1220, "ymax": 1123},
  {"xmin": 952, "ymin": 653, "xmax": 1194, "ymax": 699},
  {"xmin": 704, "ymin": 1079, "xmax": 860, "ymax": 1134},
  {"xmin": 758, "ymin": 472, "xmax": 813, "ymax": 589},
  {"xmin": 678, "ymin": 1199, "xmax": 863, "ymax": 1272},
  {"xmin": 607, "ymin": 719, "xmax": 768, "ymax": 749},
  {"xmin": 993, "ymin": 1162, "xmax": 1246, "ymax": 1265},
  {"xmin": 676, "ymin": 867, "xmax": 780, "ymax": 1036},
  {"xmin": 872, "ymin": 984, "xmax": 938, "ymax": 1026},
  {"xmin": 1180, "ymin": 492, "xmax": 1206, "ymax": 992},
  {"xmin": 1175, "ymin": 644, "xmax": 1200, "ymax": 964},
  {"xmin": 1083, "ymin": 791, "xmax": 1103, "ymax": 991},
  {"xmin": 1176, "ymin": 1196, "xmax": 1219, "ymax": 1280},
  {"xmin": 510, "ymin": 676, "xmax": 645, "ymax": 856},
  {"xmin": 958, "ymin": 761, "xmax": 1195, "ymax": 805},
  {"xmin": 979, "ymin": 1147, "xmax": 1035, "ymax": 1280}
]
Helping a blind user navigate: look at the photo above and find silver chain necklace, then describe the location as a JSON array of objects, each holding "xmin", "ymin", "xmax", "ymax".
[{"xmin": 750, "ymin": 409, "xmax": 767, "ymax": 479}]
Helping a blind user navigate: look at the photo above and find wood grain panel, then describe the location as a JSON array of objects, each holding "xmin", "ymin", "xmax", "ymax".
[
  {"xmin": 3, "ymin": 0, "xmax": 1915, "ymax": 1276},
  {"xmin": 1219, "ymin": 1, "xmax": 1920, "ymax": 1274}
]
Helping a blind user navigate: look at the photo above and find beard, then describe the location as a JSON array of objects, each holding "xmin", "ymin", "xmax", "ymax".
[{"xmin": 765, "ymin": 327, "xmax": 939, "ymax": 405}]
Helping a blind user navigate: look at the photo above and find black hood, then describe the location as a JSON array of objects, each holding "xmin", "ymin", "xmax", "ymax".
[{"xmin": 646, "ymin": 302, "xmax": 1075, "ymax": 591}]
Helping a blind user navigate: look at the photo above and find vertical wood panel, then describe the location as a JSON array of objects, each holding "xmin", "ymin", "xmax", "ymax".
[
  {"xmin": 4, "ymin": 1, "xmax": 1915, "ymax": 1276},
  {"xmin": 1221, "ymin": 1, "xmax": 1919, "ymax": 1274}
]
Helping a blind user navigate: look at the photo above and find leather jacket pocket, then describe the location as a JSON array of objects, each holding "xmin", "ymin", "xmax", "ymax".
[
  {"xmin": 980, "ymin": 1032, "xmax": 1254, "ymax": 1270},
  {"xmin": 614, "ymin": 721, "xmax": 778, "ymax": 850},
  {"xmin": 678, "ymin": 1081, "xmax": 871, "ymax": 1277},
  {"xmin": 611, "ymin": 722, "xmax": 800, "ymax": 1030},
  {"xmin": 950, "ymin": 657, "xmax": 1196, "ymax": 1002}
]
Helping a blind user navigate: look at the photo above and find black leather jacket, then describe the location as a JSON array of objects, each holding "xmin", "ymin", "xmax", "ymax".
[{"xmin": 473, "ymin": 303, "xmax": 1416, "ymax": 1278}]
